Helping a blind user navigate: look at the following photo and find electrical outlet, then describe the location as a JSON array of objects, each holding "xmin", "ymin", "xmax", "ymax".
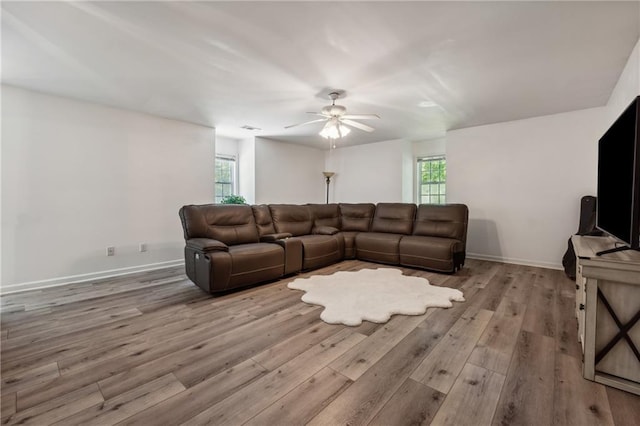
[
  {"xmin": 106, "ymin": 246, "xmax": 115, "ymax": 256},
  {"xmin": 139, "ymin": 243, "xmax": 147, "ymax": 252}
]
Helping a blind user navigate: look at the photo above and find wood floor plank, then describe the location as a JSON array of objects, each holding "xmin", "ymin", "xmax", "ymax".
[
  {"xmin": 1, "ymin": 308, "xmax": 143, "ymax": 350},
  {"xmin": 97, "ymin": 307, "xmax": 307, "ymax": 399},
  {"xmin": 369, "ymin": 378, "xmax": 445, "ymax": 426},
  {"xmin": 606, "ymin": 386, "xmax": 640, "ymax": 426},
  {"xmin": 430, "ymin": 363, "xmax": 505, "ymax": 426},
  {"xmin": 555, "ymin": 292, "xmax": 582, "ymax": 360},
  {"xmin": 470, "ymin": 263, "xmax": 502, "ymax": 289},
  {"xmin": 52, "ymin": 373, "xmax": 185, "ymax": 425},
  {"xmin": 492, "ymin": 330, "xmax": 556, "ymax": 426},
  {"xmin": 329, "ymin": 311, "xmax": 432, "ymax": 381},
  {"xmin": 251, "ymin": 320, "xmax": 343, "ymax": 371},
  {"xmin": 1, "ymin": 304, "xmax": 190, "ymax": 376},
  {"xmin": 410, "ymin": 307, "xmax": 494, "ymax": 394},
  {"xmin": 135, "ymin": 290, "xmax": 209, "ymax": 314},
  {"xmin": 469, "ymin": 265, "xmax": 516, "ymax": 312},
  {"xmin": 171, "ymin": 309, "xmax": 324, "ymax": 389},
  {"xmin": 1, "ymin": 295, "xmax": 187, "ymax": 353},
  {"xmin": 458, "ymin": 260, "xmax": 494, "ymax": 288},
  {"xmin": 15, "ymin": 310, "xmax": 259, "ymax": 410},
  {"xmin": 56, "ymin": 309, "xmax": 255, "ymax": 375},
  {"xmin": 467, "ymin": 298, "xmax": 526, "ymax": 375},
  {"xmin": 521, "ymin": 271, "xmax": 557, "ymax": 337},
  {"xmin": 118, "ymin": 359, "xmax": 267, "ymax": 426},
  {"xmin": 1, "ymin": 393, "xmax": 16, "ymax": 421},
  {"xmin": 0, "ymin": 272, "xmax": 184, "ymax": 318},
  {"xmin": 307, "ymin": 326, "xmax": 443, "ymax": 426},
  {"xmin": 552, "ymin": 353, "xmax": 615, "ymax": 426},
  {"xmin": 7, "ymin": 304, "xmax": 144, "ymax": 337},
  {"xmin": 3, "ymin": 383, "xmax": 104, "ymax": 425},
  {"xmin": 1, "ymin": 362, "xmax": 59, "ymax": 395},
  {"xmin": 182, "ymin": 328, "xmax": 365, "ymax": 425},
  {"xmin": 244, "ymin": 367, "xmax": 352, "ymax": 426},
  {"xmin": 349, "ymin": 320, "xmax": 382, "ymax": 336},
  {"xmin": 501, "ymin": 265, "xmax": 536, "ymax": 305},
  {"xmin": 18, "ymin": 279, "xmax": 187, "ymax": 312}
]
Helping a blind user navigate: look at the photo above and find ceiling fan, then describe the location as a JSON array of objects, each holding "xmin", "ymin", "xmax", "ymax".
[{"xmin": 285, "ymin": 92, "xmax": 380, "ymax": 139}]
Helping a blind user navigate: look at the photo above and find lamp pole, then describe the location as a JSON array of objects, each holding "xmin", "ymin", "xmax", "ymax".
[{"xmin": 323, "ymin": 172, "xmax": 335, "ymax": 204}]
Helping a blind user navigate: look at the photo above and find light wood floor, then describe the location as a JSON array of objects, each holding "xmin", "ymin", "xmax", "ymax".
[{"xmin": 1, "ymin": 259, "xmax": 638, "ymax": 425}]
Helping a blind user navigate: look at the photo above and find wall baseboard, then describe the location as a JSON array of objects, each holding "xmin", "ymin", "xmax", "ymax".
[
  {"xmin": 1, "ymin": 260, "xmax": 185, "ymax": 295},
  {"xmin": 467, "ymin": 252, "xmax": 563, "ymax": 271}
]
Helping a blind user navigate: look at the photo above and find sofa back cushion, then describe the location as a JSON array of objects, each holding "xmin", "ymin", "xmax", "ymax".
[
  {"xmin": 269, "ymin": 204, "xmax": 313, "ymax": 236},
  {"xmin": 179, "ymin": 204, "xmax": 259, "ymax": 245},
  {"xmin": 371, "ymin": 203, "xmax": 416, "ymax": 235},
  {"xmin": 413, "ymin": 204, "xmax": 469, "ymax": 242},
  {"xmin": 308, "ymin": 204, "xmax": 341, "ymax": 229},
  {"xmin": 339, "ymin": 203, "xmax": 375, "ymax": 232},
  {"xmin": 251, "ymin": 204, "xmax": 276, "ymax": 236}
]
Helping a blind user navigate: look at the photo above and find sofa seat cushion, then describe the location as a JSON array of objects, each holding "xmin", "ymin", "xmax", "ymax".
[
  {"xmin": 399, "ymin": 236, "xmax": 463, "ymax": 272},
  {"xmin": 227, "ymin": 243, "xmax": 285, "ymax": 287},
  {"xmin": 355, "ymin": 232, "xmax": 402, "ymax": 265},
  {"xmin": 295, "ymin": 234, "xmax": 344, "ymax": 270},
  {"xmin": 342, "ymin": 231, "xmax": 359, "ymax": 259}
]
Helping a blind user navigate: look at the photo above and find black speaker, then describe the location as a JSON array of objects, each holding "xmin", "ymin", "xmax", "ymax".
[
  {"xmin": 563, "ymin": 195, "xmax": 603, "ymax": 279},
  {"xmin": 577, "ymin": 195, "xmax": 602, "ymax": 236}
]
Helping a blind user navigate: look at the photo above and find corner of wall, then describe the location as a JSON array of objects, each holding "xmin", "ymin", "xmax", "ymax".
[{"xmin": 606, "ymin": 37, "xmax": 640, "ymax": 121}]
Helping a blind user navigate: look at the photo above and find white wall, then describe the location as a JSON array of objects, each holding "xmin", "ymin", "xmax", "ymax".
[
  {"xmin": 238, "ymin": 138, "xmax": 256, "ymax": 204},
  {"xmin": 401, "ymin": 144, "xmax": 414, "ymax": 203},
  {"xmin": 1, "ymin": 86, "xmax": 214, "ymax": 290},
  {"xmin": 254, "ymin": 137, "xmax": 325, "ymax": 204},
  {"xmin": 324, "ymin": 139, "xmax": 411, "ymax": 203},
  {"xmin": 215, "ymin": 136, "xmax": 239, "ymax": 158},
  {"xmin": 447, "ymin": 107, "xmax": 607, "ymax": 269},
  {"xmin": 413, "ymin": 138, "xmax": 446, "ymax": 158}
]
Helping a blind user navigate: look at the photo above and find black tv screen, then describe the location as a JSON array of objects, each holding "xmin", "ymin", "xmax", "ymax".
[{"xmin": 596, "ymin": 95, "xmax": 640, "ymax": 250}]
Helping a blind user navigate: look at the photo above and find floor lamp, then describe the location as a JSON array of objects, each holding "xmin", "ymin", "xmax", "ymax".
[{"xmin": 323, "ymin": 172, "xmax": 335, "ymax": 204}]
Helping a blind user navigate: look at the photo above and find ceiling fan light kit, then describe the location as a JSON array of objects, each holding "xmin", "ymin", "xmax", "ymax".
[
  {"xmin": 285, "ymin": 91, "xmax": 379, "ymax": 143},
  {"xmin": 319, "ymin": 121, "xmax": 351, "ymax": 139}
]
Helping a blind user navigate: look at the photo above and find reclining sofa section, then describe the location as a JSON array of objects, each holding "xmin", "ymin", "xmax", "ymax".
[{"xmin": 179, "ymin": 202, "xmax": 468, "ymax": 294}]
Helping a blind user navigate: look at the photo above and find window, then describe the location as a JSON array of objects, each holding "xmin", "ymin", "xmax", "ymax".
[
  {"xmin": 417, "ymin": 156, "xmax": 446, "ymax": 204},
  {"xmin": 215, "ymin": 155, "xmax": 236, "ymax": 203}
]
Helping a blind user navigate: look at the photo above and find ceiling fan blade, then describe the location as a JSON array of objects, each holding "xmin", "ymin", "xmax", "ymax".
[
  {"xmin": 341, "ymin": 114, "xmax": 380, "ymax": 120},
  {"xmin": 341, "ymin": 119, "xmax": 375, "ymax": 132},
  {"xmin": 284, "ymin": 118, "xmax": 328, "ymax": 129}
]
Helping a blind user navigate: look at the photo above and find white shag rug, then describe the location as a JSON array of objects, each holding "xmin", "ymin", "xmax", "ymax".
[{"xmin": 287, "ymin": 268, "xmax": 465, "ymax": 326}]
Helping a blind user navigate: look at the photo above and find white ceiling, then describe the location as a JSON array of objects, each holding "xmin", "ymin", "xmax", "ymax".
[{"xmin": 2, "ymin": 1, "xmax": 639, "ymax": 149}]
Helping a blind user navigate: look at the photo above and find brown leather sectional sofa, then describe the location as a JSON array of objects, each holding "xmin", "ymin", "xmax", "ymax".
[{"xmin": 179, "ymin": 203, "xmax": 468, "ymax": 294}]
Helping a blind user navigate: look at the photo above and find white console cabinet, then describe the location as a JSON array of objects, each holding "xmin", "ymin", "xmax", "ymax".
[{"xmin": 571, "ymin": 235, "xmax": 640, "ymax": 395}]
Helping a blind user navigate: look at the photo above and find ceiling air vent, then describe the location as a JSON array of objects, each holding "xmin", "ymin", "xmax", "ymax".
[{"xmin": 241, "ymin": 125, "xmax": 261, "ymax": 131}]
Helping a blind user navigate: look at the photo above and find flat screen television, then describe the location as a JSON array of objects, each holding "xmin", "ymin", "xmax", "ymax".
[{"xmin": 596, "ymin": 95, "xmax": 640, "ymax": 255}]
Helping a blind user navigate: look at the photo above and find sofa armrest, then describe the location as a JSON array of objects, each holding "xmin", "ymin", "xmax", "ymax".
[
  {"xmin": 313, "ymin": 226, "xmax": 340, "ymax": 235},
  {"xmin": 186, "ymin": 238, "xmax": 229, "ymax": 253},
  {"xmin": 260, "ymin": 232, "xmax": 292, "ymax": 242}
]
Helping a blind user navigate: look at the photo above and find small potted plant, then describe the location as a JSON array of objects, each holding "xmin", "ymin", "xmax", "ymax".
[{"xmin": 220, "ymin": 195, "xmax": 247, "ymax": 205}]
